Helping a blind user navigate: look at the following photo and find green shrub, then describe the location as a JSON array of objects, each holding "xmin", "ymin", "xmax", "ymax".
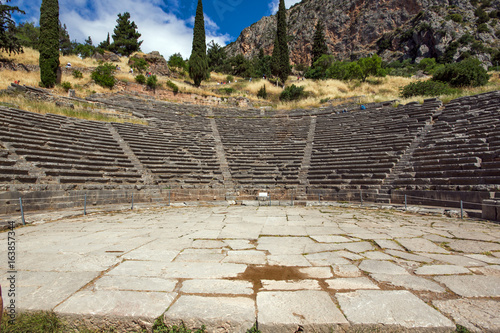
[
  {"xmin": 447, "ymin": 13, "xmax": 463, "ymax": 22},
  {"xmin": 91, "ymin": 63, "xmax": 116, "ymax": 89},
  {"xmin": 130, "ymin": 56, "xmax": 149, "ymax": 73},
  {"xmin": 167, "ymin": 80, "xmax": 179, "ymax": 93},
  {"xmin": 477, "ymin": 23, "xmax": 491, "ymax": 33},
  {"xmin": 60, "ymin": 81, "xmax": 72, "ymax": 92},
  {"xmin": 433, "ymin": 58, "xmax": 490, "ymax": 87},
  {"xmin": 72, "ymin": 70, "xmax": 83, "ymax": 79},
  {"xmin": 400, "ymin": 80, "xmax": 455, "ymax": 98},
  {"xmin": 61, "ymin": 82, "xmax": 72, "ymax": 91},
  {"xmin": 279, "ymin": 84, "xmax": 307, "ymax": 101},
  {"xmin": 218, "ymin": 87, "xmax": 235, "ymax": 95},
  {"xmin": 135, "ymin": 74, "xmax": 146, "ymax": 84},
  {"xmin": 226, "ymin": 75, "xmax": 234, "ymax": 82},
  {"xmin": 458, "ymin": 33, "xmax": 474, "ymax": 45},
  {"xmin": 257, "ymin": 85, "xmax": 267, "ymax": 99},
  {"xmin": 146, "ymin": 75, "xmax": 158, "ymax": 91}
]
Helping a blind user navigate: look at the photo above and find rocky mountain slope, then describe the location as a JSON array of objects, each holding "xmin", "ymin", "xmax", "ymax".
[{"xmin": 225, "ymin": 0, "xmax": 500, "ymax": 66}]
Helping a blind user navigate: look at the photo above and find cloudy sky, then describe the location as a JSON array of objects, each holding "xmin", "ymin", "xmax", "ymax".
[{"xmin": 11, "ymin": 0, "xmax": 301, "ymax": 59}]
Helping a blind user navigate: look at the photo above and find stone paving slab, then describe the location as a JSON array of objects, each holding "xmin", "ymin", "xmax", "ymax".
[
  {"xmin": 55, "ymin": 290, "xmax": 177, "ymax": 318},
  {"xmin": 181, "ymin": 279, "xmax": 253, "ymax": 295},
  {"xmin": 257, "ymin": 290, "xmax": 349, "ymax": 333},
  {"xmin": 2, "ymin": 205, "xmax": 500, "ymax": 332},
  {"xmin": 164, "ymin": 296, "xmax": 255, "ymax": 333},
  {"xmin": 337, "ymin": 290, "xmax": 455, "ymax": 330},
  {"xmin": 434, "ymin": 275, "xmax": 500, "ymax": 297},
  {"xmin": 433, "ymin": 299, "xmax": 500, "ymax": 333}
]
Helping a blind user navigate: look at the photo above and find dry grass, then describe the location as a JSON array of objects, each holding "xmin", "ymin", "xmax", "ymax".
[
  {"xmin": 0, "ymin": 47, "xmax": 39, "ymax": 65},
  {"xmin": 0, "ymin": 94, "xmax": 147, "ymax": 124},
  {"xmin": 2, "ymin": 48, "xmax": 500, "ymax": 111}
]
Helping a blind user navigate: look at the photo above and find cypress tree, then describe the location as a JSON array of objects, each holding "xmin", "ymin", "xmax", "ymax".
[
  {"xmin": 39, "ymin": 0, "xmax": 60, "ymax": 88},
  {"xmin": 311, "ymin": 20, "xmax": 328, "ymax": 66},
  {"xmin": 271, "ymin": 0, "xmax": 290, "ymax": 83},
  {"xmin": 189, "ymin": 0, "xmax": 208, "ymax": 87}
]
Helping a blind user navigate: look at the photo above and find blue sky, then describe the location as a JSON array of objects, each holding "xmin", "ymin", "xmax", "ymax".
[{"xmin": 11, "ymin": 0, "xmax": 301, "ymax": 59}]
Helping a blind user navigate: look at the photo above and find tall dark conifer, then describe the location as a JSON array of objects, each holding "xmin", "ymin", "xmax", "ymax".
[
  {"xmin": 39, "ymin": 0, "xmax": 59, "ymax": 88},
  {"xmin": 311, "ymin": 20, "xmax": 328, "ymax": 66},
  {"xmin": 189, "ymin": 0, "xmax": 208, "ymax": 87},
  {"xmin": 271, "ymin": 0, "xmax": 290, "ymax": 83}
]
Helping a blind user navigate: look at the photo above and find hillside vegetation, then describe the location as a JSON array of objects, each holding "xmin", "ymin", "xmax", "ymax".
[{"xmin": 1, "ymin": 47, "xmax": 500, "ymax": 111}]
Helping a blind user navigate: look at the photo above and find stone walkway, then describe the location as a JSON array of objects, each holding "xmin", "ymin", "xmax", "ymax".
[{"xmin": 1, "ymin": 205, "xmax": 500, "ymax": 332}]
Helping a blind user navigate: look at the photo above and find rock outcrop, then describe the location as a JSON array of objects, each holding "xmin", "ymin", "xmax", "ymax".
[
  {"xmin": 130, "ymin": 51, "xmax": 171, "ymax": 76},
  {"xmin": 225, "ymin": 0, "xmax": 500, "ymax": 66}
]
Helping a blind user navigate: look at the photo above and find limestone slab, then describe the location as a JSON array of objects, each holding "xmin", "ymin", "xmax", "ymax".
[
  {"xmin": 94, "ymin": 275, "xmax": 177, "ymax": 292},
  {"xmin": 337, "ymin": 290, "xmax": 454, "ymax": 329},
  {"xmin": 419, "ymin": 253, "xmax": 486, "ymax": 267},
  {"xmin": 181, "ymin": 279, "xmax": 253, "ymax": 295},
  {"xmin": 55, "ymin": 290, "xmax": 176, "ymax": 319},
  {"xmin": 191, "ymin": 240, "xmax": 226, "ymax": 249},
  {"xmin": 397, "ymin": 238, "xmax": 449, "ymax": 254},
  {"xmin": 219, "ymin": 223, "xmax": 262, "ymax": 239},
  {"xmin": 108, "ymin": 260, "xmax": 167, "ymax": 277},
  {"xmin": 465, "ymin": 254, "xmax": 500, "ymax": 265},
  {"xmin": 161, "ymin": 262, "xmax": 247, "ymax": 279},
  {"xmin": 434, "ymin": 275, "xmax": 500, "ymax": 297},
  {"xmin": 164, "ymin": 296, "xmax": 255, "ymax": 333},
  {"xmin": 385, "ymin": 249, "xmax": 434, "ymax": 263},
  {"xmin": 305, "ymin": 252, "xmax": 351, "ymax": 266},
  {"xmin": 310, "ymin": 235, "xmax": 352, "ymax": 243},
  {"xmin": 326, "ymin": 277, "xmax": 380, "ymax": 290},
  {"xmin": 224, "ymin": 240, "xmax": 255, "ymax": 250},
  {"xmin": 371, "ymin": 273, "xmax": 446, "ymax": 293},
  {"xmin": 415, "ymin": 265, "xmax": 470, "ymax": 275},
  {"xmin": 13, "ymin": 271, "xmax": 98, "ymax": 311},
  {"xmin": 123, "ymin": 249, "xmax": 179, "ymax": 262},
  {"xmin": 343, "ymin": 241, "xmax": 374, "ymax": 253},
  {"xmin": 433, "ymin": 299, "xmax": 500, "ymax": 333},
  {"xmin": 363, "ymin": 251, "xmax": 394, "ymax": 261},
  {"xmin": 446, "ymin": 239, "xmax": 500, "ymax": 253},
  {"xmin": 298, "ymin": 267, "xmax": 333, "ymax": 279},
  {"xmin": 358, "ymin": 260, "xmax": 409, "ymax": 275},
  {"xmin": 257, "ymin": 236, "xmax": 313, "ymax": 255},
  {"xmin": 260, "ymin": 279, "xmax": 321, "ymax": 291},
  {"xmin": 222, "ymin": 250, "xmax": 267, "ymax": 265},
  {"xmin": 332, "ymin": 264, "xmax": 363, "ymax": 278},
  {"xmin": 375, "ymin": 239, "xmax": 405, "ymax": 251},
  {"xmin": 268, "ymin": 254, "xmax": 311, "ymax": 267},
  {"xmin": 469, "ymin": 265, "xmax": 500, "ymax": 276},
  {"xmin": 261, "ymin": 225, "xmax": 307, "ymax": 236},
  {"xmin": 257, "ymin": 291, "xmax": 348, "ymax": 332}
]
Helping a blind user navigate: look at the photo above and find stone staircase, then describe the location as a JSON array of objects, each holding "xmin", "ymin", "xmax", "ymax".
[{"xmin": 376, "ymin": 118, "xmax": 438, "ymax": 204}]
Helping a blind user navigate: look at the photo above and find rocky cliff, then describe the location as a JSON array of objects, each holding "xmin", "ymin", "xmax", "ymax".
[{"xmin": 225, "ymin": 0, "xmax": 500, "ymax": 66}]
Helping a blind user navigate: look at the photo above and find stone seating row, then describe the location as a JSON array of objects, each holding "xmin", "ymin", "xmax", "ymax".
[
  {"xmin": 393, "ymin": 92, "xmax": 499, "ymax": 191},
  {"xmin": 308, "ymin": 100, "xmax": 442, "ymax": 189},
  {"xmin": 0, "ymin": 107, "xmax": 144, "ymax": 186}
]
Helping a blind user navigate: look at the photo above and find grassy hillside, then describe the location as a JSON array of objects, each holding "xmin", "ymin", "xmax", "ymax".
[{"xmin": 1, "ymin": 47, "xmax": 500, "ymax": 111}]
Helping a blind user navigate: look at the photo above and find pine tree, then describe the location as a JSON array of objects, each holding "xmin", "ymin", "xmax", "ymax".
[
  {"xmin": 189, "ymin": 0, "xmax": 209, "ymax": 87},
  {"xmin": 271, "ymin": 0, "xmax": 290, "ymax": 83},
  {"xmin": 110, "ymin": 12, "xmax": 142, "ymax": 57},
  {"xmin": 97, "ymin": 33, "xmax": 110, "ymax": 51},
  {"xmin": 311, "ymin": 20, "xmax": 328, "ymax": 66},
  {"xmin": 0, "ymin": 0, "xmax": 25, "ymax": 54},
  {"xmin": 39, "ymin": 0, "xmax": 60, "ymax": 88}
]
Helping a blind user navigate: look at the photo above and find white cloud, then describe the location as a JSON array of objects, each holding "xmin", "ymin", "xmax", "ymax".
[
  {"xmin": 22, "ymin": 0, "xmax": 231, "ymax": 59},
  {"xmin": 269, "ymin": 0, "xmax": 302, "ymax": 14}
]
